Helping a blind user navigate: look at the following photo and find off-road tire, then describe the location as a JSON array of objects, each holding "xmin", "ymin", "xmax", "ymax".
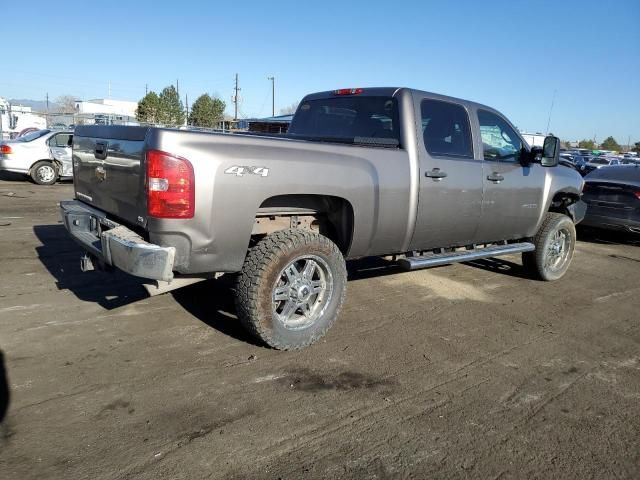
[
  {"xmin": 235, "ymin": 229, "xmax": 347, "ymax": 350},
  {"xmin": 30, "ymin": 161, "xmax": 57, "ymax": 185},
  {"xmin": 523, "ymin": 212, "xmax": 576, "ymax": 281}
]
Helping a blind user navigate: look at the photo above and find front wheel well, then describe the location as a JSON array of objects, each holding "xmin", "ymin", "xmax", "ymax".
[
  {"xmin": 549, "ymin": 191, "xmax": 580, "ymax": 219},
  {"xmin": 253, "ymin": 194, "xmax": 354, "ymax": 255}
]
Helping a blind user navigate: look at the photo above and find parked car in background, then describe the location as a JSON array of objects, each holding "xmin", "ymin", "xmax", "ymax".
[
  {"xmin": 0, "ymin": 129, "xmax": 73, "ymax": 184},
  {"xmin": 15, "ymin": 127, "xmax": 39, "ymax": 138},
  {"xmin": 582, "ymin": 156, "xmax": 621, "ymax": 176},
  {"xmin": 621, "ymin": 158, "xmax": 640, "ymax": 165},
  {"xmin": 560, "ymin": 152, "xmax": 589, "ymax": 175},
  {"xmin": 582, "ymin": 165, "xmax": 640, "ymax": 233}
]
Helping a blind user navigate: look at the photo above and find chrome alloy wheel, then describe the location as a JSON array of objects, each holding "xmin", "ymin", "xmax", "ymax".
[
  {"xmin": 545, "ymin": 227, "xmax": 571, "ymax": 271},
  {"xmin": 37, "ymin": 165, "xmax": 56, "ymax": 183},
  {"xmin": 272, "ymin": 255, "xmax": 333, "ymax": 330}
]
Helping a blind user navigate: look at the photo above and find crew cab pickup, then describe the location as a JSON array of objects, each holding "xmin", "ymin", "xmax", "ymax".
[{"xmin": 61, "ymin": 87, "xmax": 586, "ymax": 350}]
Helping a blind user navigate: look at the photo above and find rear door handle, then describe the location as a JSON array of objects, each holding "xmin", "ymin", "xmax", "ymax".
[
  {"xmin": 487, "ymin": 173, "xmax": 504, "ymax": 183},
  {"xmin": 425, "ymin": 168, "xmax": 447, "ymax": 180}
]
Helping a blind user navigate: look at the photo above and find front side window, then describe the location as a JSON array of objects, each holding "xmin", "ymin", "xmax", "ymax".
[
  {"xmin": 478, "ymin": 109, "xmax": 523, "ymax": 162},
  {"xmin": 421, "ymin": 99, "xmax": 473, "ymax": 158}
]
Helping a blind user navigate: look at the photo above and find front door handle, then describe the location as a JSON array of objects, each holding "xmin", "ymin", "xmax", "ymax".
[
  {"xmin": 487, "ymin": 173, "xmax": 505, "ymax": 183},
  {"xmin": 425, "ymin": 168, "xmax": 447, "ymax": 180}
]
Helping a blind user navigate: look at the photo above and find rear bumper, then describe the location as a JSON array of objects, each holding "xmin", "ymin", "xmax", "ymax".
[
  {"xmin": 0, "ymin": 157, "xmax": 29, "ymax": 174},
  {"xmin": 60, "ymin": 200, "xmax": 176, "ymax": 281}
]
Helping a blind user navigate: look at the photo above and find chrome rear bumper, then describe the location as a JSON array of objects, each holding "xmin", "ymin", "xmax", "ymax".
[{"xmin": 60, "ymin": 200, "xmax": 175, "ymax": 281}]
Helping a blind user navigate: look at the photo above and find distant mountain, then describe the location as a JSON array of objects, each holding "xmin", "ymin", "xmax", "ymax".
[{"xmin": 9, "ymin": 99, "xmax": 60, "ymax": 113}]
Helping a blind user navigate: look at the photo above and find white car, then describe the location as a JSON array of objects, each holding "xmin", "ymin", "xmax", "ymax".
[{"xmin": 0, "ymin": 129, "xmax": 73, "ymax": 185}]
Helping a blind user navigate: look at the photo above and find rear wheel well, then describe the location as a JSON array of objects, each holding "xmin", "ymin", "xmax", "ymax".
[{"xmin": 252, "ymin": 195, "xmax": 354, "ymax": 255}]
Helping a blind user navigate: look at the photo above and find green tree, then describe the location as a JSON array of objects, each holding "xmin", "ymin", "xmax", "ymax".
[
  {"xmin": 136, "ymin": 92, "xmax": 160, "ymax": 123},
  {"xmin": 578, "ymin": 139, "xmax": 596, "ymax": 150},
  {"xmin": 158, "ymin": 85, "xmax": 185, "ymax": 125},
  {"xmin": 188, "ymin": 94, "xmax": 226, "ymax": 127},
  {"xmin": 600, "ymin": 136, "xmax": 620, "ymax": 151},
  {"xmin": 633, "ymin": 142, "xmax": 640, "ymax": 154}
]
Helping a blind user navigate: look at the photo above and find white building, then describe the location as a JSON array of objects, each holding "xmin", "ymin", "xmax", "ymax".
[
  {"xmin": 0, "ymin": 97, "xmax": 47, "ymax": 139},
  {"xmin": 75, "ymin": 98, "xmax": 138, "ymax": 124}
]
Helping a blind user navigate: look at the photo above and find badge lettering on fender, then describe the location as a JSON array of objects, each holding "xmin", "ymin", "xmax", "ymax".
[{"xmin": 224, "ymin": 166, "xmax": 269, "ymax": 177}]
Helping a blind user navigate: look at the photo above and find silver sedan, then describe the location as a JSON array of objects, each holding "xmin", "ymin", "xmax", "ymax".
[{"xmin": 0, "ymin": 129, "xmax": 73, "ymax": 185}]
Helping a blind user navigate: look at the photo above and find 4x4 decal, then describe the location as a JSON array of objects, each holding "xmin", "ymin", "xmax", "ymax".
[{"xmin": 224, "ymin": 166, "xmax": 269, "ymax": 177}]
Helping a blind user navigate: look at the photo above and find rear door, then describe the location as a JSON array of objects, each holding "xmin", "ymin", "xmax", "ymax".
[
  {"xmin": 409, "ymin": 97, "xmax": 483, "ymax": 250},
  {"xmin": 48, "ymin": 132, "xmax": 73, "ymax": 175},
  {"xmin": 473, "ymin": 109, "xmax": 545, "ymax": 242}
]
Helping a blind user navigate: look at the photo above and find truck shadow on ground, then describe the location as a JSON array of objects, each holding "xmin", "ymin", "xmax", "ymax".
[
  {"xmin": 33, "ymin": 224, "xmax": 148, "ymax": 310},
  {"xmin": 32, "ymin": 224, "xmax": 536, "ymax": 345},
  {"xmin": 171, "ymin": 277, "xmax": 262, "ymax": 347}
]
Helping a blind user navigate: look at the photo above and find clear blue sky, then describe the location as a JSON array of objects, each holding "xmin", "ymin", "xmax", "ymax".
[{"xmin": 3, "ymin": 0, "xmax": 639, "ymax": 144}]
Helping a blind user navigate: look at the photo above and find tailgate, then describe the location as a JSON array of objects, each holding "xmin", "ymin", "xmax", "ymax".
[{"xmin": 72, "ymin": 125, "xmax": 149, "ymax": 226}]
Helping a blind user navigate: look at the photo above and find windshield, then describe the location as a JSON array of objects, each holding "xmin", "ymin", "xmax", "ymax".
[
  {"xmin": 590, "ymin": 158, "xmax": 609, "ymax": 165},
  {"xmin": 288, "ymin": 96, "xmax": 400, "ymax": 147},
  {"xmin": 18, "ymin": 129, "xmax": 51, "ymax": 142}
]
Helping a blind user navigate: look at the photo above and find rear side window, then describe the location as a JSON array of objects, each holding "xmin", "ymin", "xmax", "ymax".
[
  {"xmin": 288, "ymin": 95, "xmax": 400, "ymax": 146},
  {"xmin": 50, "ymin": 133, "xmax": 73, "ymax": 147},
  {"xmin": 421, "ymin": 100, "xmax": 473, "ymax": 158}
]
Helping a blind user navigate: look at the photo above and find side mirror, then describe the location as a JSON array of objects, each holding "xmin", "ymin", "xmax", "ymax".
[{"xmin": 541, "ymin": 136, "xmax": 560, "ymax": 167}]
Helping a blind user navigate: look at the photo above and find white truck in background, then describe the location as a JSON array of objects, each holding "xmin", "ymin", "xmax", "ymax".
[
  {"xmin": 0, "ymin": 98, "xmax": 47, "ymax": 140},
  {"xmin": 521, "ymin": 132, "xmax": 547, "ymax": 148}
]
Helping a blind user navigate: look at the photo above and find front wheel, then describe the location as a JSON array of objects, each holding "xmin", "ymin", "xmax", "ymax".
[
  {"xmin": 523, "ymin": 212, "xmax": 576, "ymax": 281},
  {"xmin": 31, "ymin": 161, "xmax": 58, "ymax": 185},
  {"xmin": 235, "ymin": 229, "xmax": 347, "ymax": 350}
]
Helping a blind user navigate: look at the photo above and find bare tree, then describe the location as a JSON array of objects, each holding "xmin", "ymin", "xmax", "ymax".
[
  {"xmin": 54, "ymin": 95, "xmax": 78, "ymax": 114},
  {"xmin": 279, "ymin": 101, "xmax": 299, "ymax": 115}
]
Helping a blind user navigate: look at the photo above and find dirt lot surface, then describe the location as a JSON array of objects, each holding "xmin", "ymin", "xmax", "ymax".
[{"xmin": 0, "ymin": 179, "xmax": 638, "ymax": 479}]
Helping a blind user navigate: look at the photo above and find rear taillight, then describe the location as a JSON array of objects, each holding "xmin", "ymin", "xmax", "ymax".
[
  {"xmin": 146, "ymin": 150, "xmax": 195, "ymax": 219},
  {"xmin": 634, "ymin": 191, "xmax": 640, "ymax": 200},
  {"xmin": 334, "ymin": 88, "xmax": 363, "ymax": 96},
  {"xmin": 0, "ymin": 145, "xmax": 12, "ymax": 154}
]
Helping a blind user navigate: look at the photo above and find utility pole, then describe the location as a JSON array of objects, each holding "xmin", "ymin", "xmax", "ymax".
[
  {"xmin": 268, "ymin": 76, "xmax": 275, "ymax": 117},
  {"xmin": 233, "ymin": 73, "xmax": 240, "ymax": 121},
  {"xmin": 176, "ymin": 78, "xmax": 179, "ymax": 97},
  {"xmin": 185, "ymin": 94, "xmax": 189, "ymax": 124}
]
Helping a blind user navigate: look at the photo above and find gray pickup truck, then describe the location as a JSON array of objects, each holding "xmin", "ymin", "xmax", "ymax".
[{"xmin": 61, "ymin": 87, "xmax": 585, "ymax": 350}]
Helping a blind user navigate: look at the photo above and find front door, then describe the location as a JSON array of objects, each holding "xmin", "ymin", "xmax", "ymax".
[
  {"xmin": 410, "ymin": 98, "xmax": 483, "ymax": 250},
  {"xmin": 474, "ymin": 109, "xmax": 545, "ymax": 243}
]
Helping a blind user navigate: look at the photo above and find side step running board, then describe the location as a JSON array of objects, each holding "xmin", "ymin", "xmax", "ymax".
[{"xmin": 398, "ymin": 242, "xmax": 535, "ymax": 271}]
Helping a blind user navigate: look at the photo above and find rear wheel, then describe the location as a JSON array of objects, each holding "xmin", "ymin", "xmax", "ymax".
[
  {"xmin": 523, "ymin": 212, "xmax": 576, "ymax": 281},
  {"xmin": 235, "ymin": 229, "xmax": 347, "ymax": 350},
  {"xmin": 31, "ymin": 161, "xmax": 57, "ymax": 185}
]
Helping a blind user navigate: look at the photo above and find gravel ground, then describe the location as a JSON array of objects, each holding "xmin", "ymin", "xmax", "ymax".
[{"xmin": 0, "ymin": 179, "xmax": 638, "ymax": 479}]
